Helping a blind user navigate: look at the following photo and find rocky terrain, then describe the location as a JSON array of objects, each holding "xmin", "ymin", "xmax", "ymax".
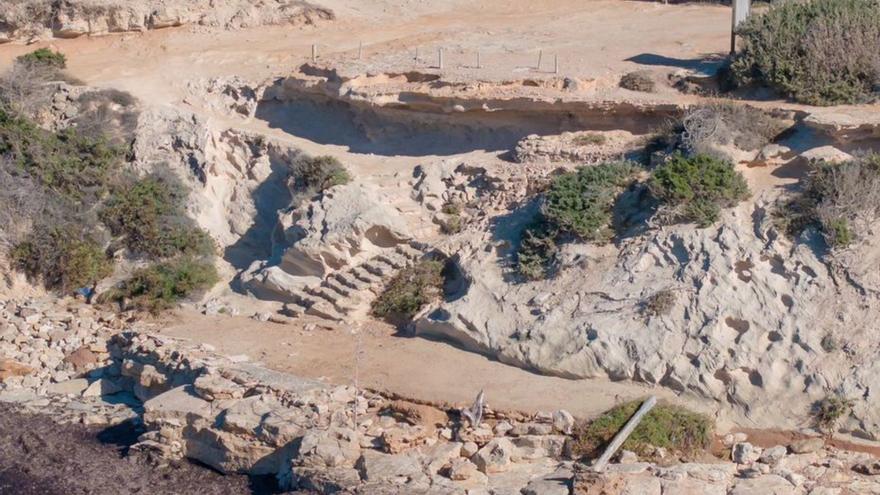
[
  {"xmin": 0, "ymin": 0, "xmax": 333, "ymax": 43},
  {"xmin": 2, "ymin": 0, "xmax": 880, "ymax": 492}
]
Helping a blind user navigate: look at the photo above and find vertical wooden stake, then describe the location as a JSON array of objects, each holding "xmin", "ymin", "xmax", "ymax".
[
  {"xmin": 311, "ymin": 43, "xmax": 317, "ymax": 63},
  {"xmin": 537, "ymin": 49, "xmax": 543, "ymax": 71},
  {"xmin": 731, "ymin": 0, "xmax": 751, "ymax": 54},
  {"xmin": 554, "ymin": 54, "xmax": 559, "ymax": 74},
  {"xmin": 477, "ymin": 49, "xmax": 482, "ymax": 69},
  {"xmin": 358, "ymin": 41, "xmax": 363, "ymax": 60},
  {"xmin": 438, "ymin": 48, "xmax": 444, "ymax": 70},
  {"xmin": 415, "ymin": 46, "xmax": 420, "ymax": 63}
]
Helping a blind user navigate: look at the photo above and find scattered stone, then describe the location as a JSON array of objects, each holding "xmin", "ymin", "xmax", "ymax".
[
  {"xmin": 789, "ymin": 438, "xmax": 824, "ymax": 454},
  {"xmin": 472, "ymin": 438, "xmax": 515, "ymax": 473}
]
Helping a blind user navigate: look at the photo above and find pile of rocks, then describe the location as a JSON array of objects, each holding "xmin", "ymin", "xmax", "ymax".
[
  {"xmin": 512, "ymin": 131, "xmax": 642, "ymax": 164},
  {"xmin": 0, "ymin": 298, "xmax": 133, "ymax": 394}
]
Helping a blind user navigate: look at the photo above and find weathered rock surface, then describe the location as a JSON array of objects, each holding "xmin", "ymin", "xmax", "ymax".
[
  {"xmin": 0, "ymin": 0, "xmax": 333, "ymax": 43},
  {"xmin": 415, "ymin": 191, "xmax": 880, "ymax": 436}
]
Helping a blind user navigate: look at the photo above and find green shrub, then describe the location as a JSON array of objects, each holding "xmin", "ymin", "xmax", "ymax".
[
  {"xmin": 290, "ymin": 155, "xmax": 351, "ymax": 196},
  {"xmin": 813, "ymin": 395, "xmax": 854, "ymax": 434},
  {"xmin": 731, "ymin": 0, "xmax": 880, "ymax": 105},
  {"xmin": 517, "ymin": 218, "xmax": 560, "ymax": 281},
  {"xmin": 16, "ymin": 48, "xmax": 67, "ymax": 70},
  {"xmin": 570, "ymin": 400, "xmax": 713, "ymax": 460},
  {"xmin": 544, "ymin": 161, "xmax": 641, "ymax": 242},
  {"xmin": 372, "ymin": 260, "xmax": 444, "ymax": 321},
  {"xmin": 776, "ymin": 154, "xmax": 880, "ymax": 248},
  {"xmin": 103, "ymin": 257, "xmax": 218, "ymax": 313},
  {"xmin": 650, "ymin": 154, "xmax": 750, "ymax": 227},
  {"xmin": 100, "ymin": 173, "xmax": 214, "ymax": 259},
  {"xmin": 0, "ymin": 105, "xmax": 124, "ymax": 202},
  {"xmin": 619, "ymin": 71, "xmax": 656, "ymax": 93},
  {"xmin": 11, "ymin": 225, "xmax": 112, "ymax": 292}
]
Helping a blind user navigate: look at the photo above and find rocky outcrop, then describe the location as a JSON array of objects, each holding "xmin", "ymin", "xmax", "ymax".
[
  {"xmin": 415, "ymin": 192, "xmax": 880, "ymax": 438},
  {"xmin": 512, "ymin": 130, "xmax": 643, "ymax": 164},
  {"xmin": 0, "ymin": 0, "xmax": 333, "ymax": 43}
]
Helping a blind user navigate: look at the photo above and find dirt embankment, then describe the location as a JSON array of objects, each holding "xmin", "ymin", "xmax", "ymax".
[{"xmin": 0, "ymin": 403, "xmax": 274, "ymax": 495}]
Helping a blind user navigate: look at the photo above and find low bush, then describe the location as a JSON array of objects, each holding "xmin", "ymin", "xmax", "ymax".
[
  {"xmin": 73, "ymin": 89, "xmax": 140, "ymax": 145},
  {"xmin": 776, "ymin": 154, "xmax": 880, "ymax": 248},
  {"xmin": 0, "ymin": 105, "xmax": 124, "ymax": 202},
  {"xmin": 515, "ymin": 162, "xmax": 640, "ymax": 280},
  {"xmin": 650, "ymin": 154, "xmax": 750, "ymax": 227},
  {"xmin": 642, "ymin": 289, "xmax": 676, "ymax": 318},
  {"xmin": 544, "ymin": 161, "xmax": 641, "ymax": 242},
  {"xmin": 16, "ymin": 48, "xmax": 67, "ymax": 70},
  {"xmin": 678, "ymin": 103, "xmax": 787, "ymax": 157},
  {"xmin": 619, "ymin": 71, "xmax": 656, "ymax": 93},
  {"xmin": 290, "ymin": 154, "xmax": 351, "ymax": 196},
  {"xmin": 569, "ymin": 400, "xmax": 713, "ymax": 459},
  {"xmin": 102, "ymin": 257, "xmax": 218, "ymax": 313},
  {"xmin": 813, "ymin": 395, "xmax": 854, "ymax": 434},
  {"xmin": 731, "ymin": 0, "xmax": 880, "ymax": 105},
  {"xmin": 10, "ymin": 224, "xmax": 112, "ymax": 292},
  {"xmin": 516, "ymin": 218, "xmax": 560, "ymax": 281},
  {"xmin": 100, "ymin": 172, "xmax": 214, "ymax": 259},
  {"xmin": 371, "ymin": 260, "xmax": 444, "ymax": 322}
]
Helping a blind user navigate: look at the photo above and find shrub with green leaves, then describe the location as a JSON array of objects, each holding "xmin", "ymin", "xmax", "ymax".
[
  {"xmin": 11, "ymin": 225, "xmax": 112, "ymax": 292},
  {"xmin": 776, "ymin": 154, "xmax": 880, "ymax": 248},
  {"xmin": 16, "ymin": 48, "xmax": 67, "ymax": 70},
  {"xmin": 102, "ymin": 257, "xmax": 219, "ymax": 313},
  {"xmin": 813, "ymin": 395, "xmax": 854, "ymax": 434},
  {"xmin": 569, "ymin": 400, "xmax": 713, "ymax": 460},
  {"xmin": 731, "ymin": 0, "xmax": 880, "ymax": 105},
  {"xmin": 372, "ymin": 260, "xmax": 444, "ymax": 322},
  {"xmin": 544, "ymin": 161, "xmax": 641, "ymax": 242},
  {"xmin": 650, "ymin": 154, "xmax": 750, "ymax": 227},
  {"xmin": 517, "ymin": 217, "xmax": 560, "ymax": 281},
  {"xmin": 0, "ymin": 105, "xmax": 124, "ymax": 202},
  {"xmin": 100, "ymin": 172, "xmax": 214, "ymax": 259},
  {"xmin": 290, "ymin": 154, "xmax": 351, "ymax": 196}
]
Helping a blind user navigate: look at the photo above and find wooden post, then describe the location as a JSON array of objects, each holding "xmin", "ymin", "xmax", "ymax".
[
  {"xmin": 731, "ymin": 0, "xmax": 751, "ymax": 54},
  {"xmin": 438, "ymin": 48, "xmax": 444, "ymax": 70},
  {"xmin": 476, "ymin": 49, "xmax": 482, "ymax": 69},
  {"xmin": 311, "ymin": 43, "xmax": 317, "ymax": 63},
  {"xmin": 415, "ymin": 46, "xmax": 420, "ymax": 63},
  {"xmin": 536, "ymin": 49, "xmax": 543, "ymax": 71},
  {"xmin": 554, "ymin": 54, "xmax": 559, "ymax": 74},
  {"xmin": 592, "ymin": 396, "xmax": 657, "ymax": 472},
  {"xmin": 358, "ymin": 41, "xmax": 363, "ymax": 60}
]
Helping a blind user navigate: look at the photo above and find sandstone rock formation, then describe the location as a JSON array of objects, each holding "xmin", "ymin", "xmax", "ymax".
[{"xmin": 0, "ymin": 0, "xmax": 333, "ymax": 43}]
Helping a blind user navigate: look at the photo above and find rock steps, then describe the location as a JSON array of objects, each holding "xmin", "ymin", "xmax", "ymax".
[{"xmin": 284, "ymin": 243, "xmax": 428, "ymax": 322}]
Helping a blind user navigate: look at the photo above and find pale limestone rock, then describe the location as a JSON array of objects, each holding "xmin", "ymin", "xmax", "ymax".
[{"xmin": 472, "ymin": 438, "xmax": 515, "ymax": 474}]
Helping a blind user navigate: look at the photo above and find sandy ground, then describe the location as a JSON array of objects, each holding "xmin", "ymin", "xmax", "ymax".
[{"xmin": 159, "ymin": 310, "xmax": 722, "ymax": 426}]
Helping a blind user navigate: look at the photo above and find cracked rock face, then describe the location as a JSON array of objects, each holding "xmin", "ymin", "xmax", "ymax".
[{"xmin": 416, "ymin": 195, "xmax": 880, "ymax": 437}]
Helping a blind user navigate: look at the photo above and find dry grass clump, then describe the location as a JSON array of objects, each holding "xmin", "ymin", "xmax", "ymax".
[
  {"xmin": 813, "ymin": 395, "xmax": 854, "ymax": 435},
  {"xmin": 776, "ymin": 154, "xmax": 880, "ymax": 248},
  {"xmin": 619, "ymin": 71, "xmax": 656, "ymax": 93},
  {"xmin": 642, "ymin": 289, "xmax": 676, "ymax": 318},
  {"xmin": 679, "ymin": 103, "xmax": 787, "ymax": 157},
  {"xmin": 569, "ymin": 400, "xmax": 713, "ymax": 460}
]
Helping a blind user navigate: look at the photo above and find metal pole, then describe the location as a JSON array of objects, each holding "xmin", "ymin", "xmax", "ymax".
[
  {"xmin": 731, "ymin": 0, "xmax": 751, "ymax": 55},
  {"xmin": 593, "ymin": 396, "xmax": 657, "ymax": 472}
]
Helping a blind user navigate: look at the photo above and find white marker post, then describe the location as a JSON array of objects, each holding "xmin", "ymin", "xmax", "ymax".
[{"xmin": 731, "ymin": 0, "xmax": 751, "ymax": 54}]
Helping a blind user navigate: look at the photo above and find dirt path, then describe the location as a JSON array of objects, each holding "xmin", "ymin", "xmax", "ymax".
[{"xmin": 159, "ymin": 310, "xmax": 726, "ymax": 426}]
